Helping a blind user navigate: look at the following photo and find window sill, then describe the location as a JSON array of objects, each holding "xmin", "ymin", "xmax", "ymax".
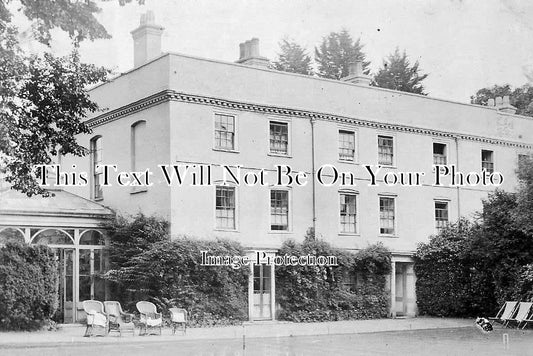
[
  {"xmin": 214, "ymin": 228, "xmax": 239, "ymax": 232},
  {"xmin": 213, "ymin": 148, "xmax": 240, "ymax": 154},
  {"xmin": 379, "ymin": 234, "xmax": 398, "ymax": 238},
  {"xmin": 130, "ymin": 188, "xmax": 148, "ymax": 195},
  {"xmin": 338, "ymin": 233, "xmax": 360, "ymax": 237},
  {"xmin": 268, "ymin": 153, "xmax": 292, "ymax": 158},
  {"xmin": 378, "ymin": 165, "xmax": 397, "ymax": 169},
  {"xmin": 337, "ymin": 159, "xmax": 358, "ymax": 165},
  {"xmin": 268, "ymin": 230, "xmax": 293, "ymax": 234},
  {"xmin": 93, "ymin": 197, "xmax": 104, "ymax": 202}
]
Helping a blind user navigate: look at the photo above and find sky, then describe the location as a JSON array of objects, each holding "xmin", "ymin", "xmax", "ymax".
[{"xmin": 16, "ymin": 0, "xmax": 533, "ymax": 103}]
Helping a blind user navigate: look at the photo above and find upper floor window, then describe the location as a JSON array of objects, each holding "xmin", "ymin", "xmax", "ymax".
[
  {"xmin": 481, "ymin": 150, "xmax": 494, "ymax": 173},
  {"xmin": 435, "ymin": 201, "xmax": 449, "ymax": 230},
  {"xmin": 215, "ymin": 186, "xmax": 236, "ymax": 229},
  {"xmin": 379, "ymin": 196, "xmax": 395, "ymax": 235},
  {"xmin": 269, "ymin": 121, "xmax": 289, "ymax": 154},
  {"xmin": 339, "ymin": 130, "xmax": 356, "ymax": 161},
  {"xmin": 90, "ymin": 136, "xmax": 103, "ymax": 200},
  {"xmin": 340, "ymin": 193, "xmax": 357, "ymax": 233},
  {"xmin": 270, "ymin": 190, "xmax": 289, "ymax": 231},
  {"xmin": 433, "ymin": 143, "xmax": 447, "ymax": 165},
  {"xmin": 214, "ymin": 113, "xmax": 235, "ymax": 150},
  {"xmin": 378, "ymin": 135, "xmax": 394, "ymax": 166}
]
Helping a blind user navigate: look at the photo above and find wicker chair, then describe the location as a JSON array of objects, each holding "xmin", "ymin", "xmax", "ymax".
[
  {"xmin": 169, "ymin": 308, "xmax": 187, "ymax": 335},
  {"xmin": 82, "ymin": 300, "xmax": 108, "ymax": 337},
  {"xmin": 104, "ymin": 301, "xmax": 135, "ymax": 336},
  {"xmin": 136, "ymin": 301, "xmax": 162, "ymax": 335}
]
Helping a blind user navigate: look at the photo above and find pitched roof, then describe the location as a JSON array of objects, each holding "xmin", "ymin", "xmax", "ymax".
[{"xmin": 0, "ymin": 189, "xmax": 113, "ymax": 218}]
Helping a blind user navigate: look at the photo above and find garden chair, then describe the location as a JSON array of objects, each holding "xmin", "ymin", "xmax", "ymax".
[
  {"xmin": 104, "ymin": 301, "xmax": 135, "ymax": 336},
  {"xmin": 82, "ymin": 300, "xmax": 108, "ymax": 337},
  {"xmin": 169, "ymin": 307, "xmax": 188, "ymax": 335},
  {"xmin": 488, "ymin": 301, "xmax": 518, "ymax": 327},
  {"xmin": 507, "ymin": 302, "xmax": 533, "ymax": 329},
  {"xmin": 136, "ymin": 301, "xmax": 163, "ymax": 335}
]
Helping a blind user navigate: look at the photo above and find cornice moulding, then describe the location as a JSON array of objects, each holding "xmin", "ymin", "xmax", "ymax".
[{"xmin": 85, "ymin": 90, "xmax": 533, "ymax": 150}]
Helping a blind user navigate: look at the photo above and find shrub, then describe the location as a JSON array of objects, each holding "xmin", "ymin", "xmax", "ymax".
[
  {"xmin": 415, "ymin": 190, "xmax": 533, "ymax": 318},
  {"xmin": 276, "ymin": 235, "xmax": 391, "ymax": 322},
  {"xmin": 0, "ymin": 242, "xmax": 59, "ymax": 331},
  {"xmin": 106, "ymin": 226, "xmax": 249, "ymax": 326},
  {"xmin": 414, "ymin": 219, "xmax": 492, "ymax": 317}
]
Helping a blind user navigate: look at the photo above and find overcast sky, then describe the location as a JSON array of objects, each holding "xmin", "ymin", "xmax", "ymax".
[{"xmin": 19, "ymin": 0, "xmax": 533, "ymax": 103}]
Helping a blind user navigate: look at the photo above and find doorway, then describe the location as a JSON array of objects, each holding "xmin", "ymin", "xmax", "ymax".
[
  {"xmin": 57, "ymin": 248, "xmax": 75, "ymax": 323},
  {"xmin": 252, "ymin": 264, "xmax": 272, "ymax": 320},
  {"xmin": 393, "ymin": 262, "xmax": 417, "ymax": 317}
]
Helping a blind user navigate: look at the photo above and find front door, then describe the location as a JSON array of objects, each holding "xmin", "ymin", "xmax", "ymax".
[
  {"xmin": 395, "ymin": 263, "xmax": 407, "ymax": 316},
  {"xmin": 252, "ymin": 264, "xmax": 272, "ymax": 320}
]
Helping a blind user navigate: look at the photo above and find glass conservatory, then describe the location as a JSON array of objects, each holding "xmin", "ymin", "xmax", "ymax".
[{"xmin": 0, "ymin": 189, "xmax": 113, "ymax": 323}]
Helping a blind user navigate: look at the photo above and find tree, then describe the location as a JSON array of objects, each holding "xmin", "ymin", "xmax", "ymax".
[
  {"xmin": 372, "ymin": 48, "xmax": 429, "ymax": 95},
  {"xmin": 0, "ymin": 1, "xmax": 142, "ymax": 196},
  {"xmin": 272, "ymin": 39, "xmax": 313, "ymax": 75},
  {"xmin": 470, "ymin": 84, "xmax": 533, "ymax": 117},
  {"xmin": 515, "ymin": 155, "xmax": 533, "ymax": 235},
  {"xmin": 314, "ymin": 29, "xmax": 370, "ymax": 80}
]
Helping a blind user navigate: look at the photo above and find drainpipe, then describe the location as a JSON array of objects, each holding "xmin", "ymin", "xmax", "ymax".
[
  {"xmin": 454, "ymin": 136, "xmax": 461, "ymax": 219},
  {"xmin": 310, "ymin": 117, "xmax": 317, "ymax": 235}
]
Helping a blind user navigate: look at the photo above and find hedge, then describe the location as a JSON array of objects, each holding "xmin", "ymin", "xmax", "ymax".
[
  {"xmin": 276, "ymin": 235, "xmax": 391, "ymax": 322},
  {"xmin": 415, "ymin": 190, "xmax": 533, "ymax": 317},
  {"xmin": 0, "ymin": 242, "xmax": 59, "ymax": 331},
  {"xmin": 105, "ymin": 215, "xmax": 249, "ymax": 327}
]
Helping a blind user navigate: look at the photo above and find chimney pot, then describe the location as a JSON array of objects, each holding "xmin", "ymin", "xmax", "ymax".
[
  {"xmin": 342, "ymin": 60, "xmax": 371, "ymax": 86},
  {"xmin": 131, "ymin": 11, "xmax": 164, "ymax": 68},
  {"xmin": 250, "ymin": 38, "xmax": 260, "ymax": 57},
  {"xmin": 495, "ymin": 97, "xmax": 503, "ymax": 106},
  {"xmin": 497, "ymin": 95, "xmax": 517, "ymax": 114},
  {"xmin": 487, "ymin": 98, "xmax": 495, "ymax": 107},
  {"xmin": 235, "ymin": 37, "xmax": 270, "ymax": 69},
  {"xmin": 239, "ymin": 43, "xmax": 245, "ymax": 60}
]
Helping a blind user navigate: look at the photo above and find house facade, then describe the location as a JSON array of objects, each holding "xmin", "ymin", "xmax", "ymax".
[{"xmin": 4, "ymin": 11, "xmax": 532, "ymax": 322}]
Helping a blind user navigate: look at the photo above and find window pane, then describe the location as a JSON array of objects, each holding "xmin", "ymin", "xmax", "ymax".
[
  {"xmin": 270, "ymin": 122, "xmax": 289, "ymax": 154},
  {"xmin": 433, "ymin": 143, "xmax": 447, "ymax": 165},
  {"xmin": 378, "ymin": 136, "xmax": 394, "ymax": 165},
  {"xmin": 91, "ymin": 137, "xmax": 103, "ymax": 199},
  {"xmin": 435, "ymin": 201, "xmax": 449, "ymax": 230},
  {"xmin": 215, "ymin": 114, "xmax": 235, "ymax": 150},
  {"xmin": 340, "ymin": 194, "xmax": 357, "ymax": 233},
  {"xmin": 270, "ymin": 190, "xmax": 289, "ymax": 231},
  {"xmin": 216, "ymin": 186, "xmax": 236, "ymax": 229},
  {"xmin": 379, "ymin": 197, "xmax": 395, "ymax": 234},
  {"xmin": 339, "ymin": 131, "xmax": 355, "ymax": 161},
  {"xmin": 481, "ymin": 150, "xmax": 494, "ymax": 173}
]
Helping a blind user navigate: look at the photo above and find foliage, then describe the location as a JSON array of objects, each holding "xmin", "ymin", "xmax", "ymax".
[
  {"xmin": 513, "ymin": 264, "xmax": 533, "ymax": 302},
  {"xmin": 0, "ymin": 242, "xmax": 59, "ymax": 331},
  {"xmin": 314, "ymin": 29, "xmax": 370, "ymax": 80},
  {"xmin": 372, "ymin": 47, "xmax": 428, "ymax": 95},
  {"xmin": 0, "ymin": 0, "xmax": 143, "ymax": 196},
  {"xmin": 415, "ymin": 188, "xmax": 533, "ymax": 318},
  {"xmin": 414, "ymin": 219, "xmax": 492, "ymax": 317},
  {"xmin": 470, "ymin": 84, "xmax": 533, "ymax": 117},
  {"xmin": 276, "ymin": 235, "xmax": 390, "ymax": 322},
  {"xmin": 105, "ymin": 214, "xmax": 248, "ymax": 326},
  {"xmin": 103, "ymin": 213, "xmax": 169, "ymax": 303},
  {"xmin": 515, "ymin": 154, "xmax": 533, "ymax": 235},
  {"xmin": 272, "ymin": 39, "xmax": 313, "ymax": 75}
]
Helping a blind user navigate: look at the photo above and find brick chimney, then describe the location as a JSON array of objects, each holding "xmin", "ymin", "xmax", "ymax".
[
  {"xmin": 487, "ymin": 96, "xmax": 517, "ymax": 114},
  {"xmin": 131, "ymin": 11, "xmax": 164, "ymax": 68},
  {"xmin": 341, "ymin": 61, "xmax": 371, "ymax": 86},
  {"xmin": 235, "ymin": 38, "xmax": 269, "ymax": 69}
]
